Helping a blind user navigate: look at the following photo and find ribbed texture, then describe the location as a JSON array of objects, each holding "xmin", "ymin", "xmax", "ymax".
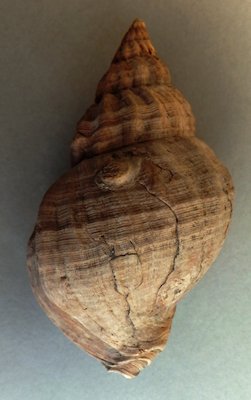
[
  {"xmin": 71, "ymin": 19, "xmax": 195, "ymax": 164},
  {"xmin": 112, "ymin": 19, "xmax": 158, "ymax": 62}
]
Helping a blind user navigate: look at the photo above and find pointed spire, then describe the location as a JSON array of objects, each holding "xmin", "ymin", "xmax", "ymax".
[
  {"xmin": 95, "ymin": 19, "xmax": 169, "ymax": 101},
  {"xmin": 112, "ymin": 19, "xmax": 157, "ymax": 63},
  {"xmin": 71, "ymin": 19, "xmax": 195, "ymax": 163}
]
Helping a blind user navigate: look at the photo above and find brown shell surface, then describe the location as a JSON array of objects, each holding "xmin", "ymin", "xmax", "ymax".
[
  {"xmin": 27, "ymin": 19, "xmax": 234, "ymax": 378},
  {"xmin": 71, "ymin": 19, "xmax": 195, "ymax": 164}
]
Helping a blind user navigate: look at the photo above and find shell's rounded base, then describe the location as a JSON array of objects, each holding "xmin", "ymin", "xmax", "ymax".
[{"xmin": 102, "ymin": 307, "xmax": 176, "ymax": 378}]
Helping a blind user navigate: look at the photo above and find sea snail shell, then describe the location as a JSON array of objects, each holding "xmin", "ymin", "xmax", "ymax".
[{"xmin": 27, "ymin": 19, "xmax": 234, "ymax": 378}]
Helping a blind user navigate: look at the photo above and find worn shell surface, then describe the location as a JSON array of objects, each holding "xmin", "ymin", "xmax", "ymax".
[{"xmin": 28, "ymin": 19, "xmax": 234, "ymax": 378}]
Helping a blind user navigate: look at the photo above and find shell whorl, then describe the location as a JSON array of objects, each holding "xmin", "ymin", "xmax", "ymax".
[{"xmin": 71, "ymin": 19, "xmax": 195, "ymax": 165}]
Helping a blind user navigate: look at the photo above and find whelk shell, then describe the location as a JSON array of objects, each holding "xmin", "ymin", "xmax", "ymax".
[{"xmin": 27, "ymin": 19, "xmax": 234, "ymax": 378}]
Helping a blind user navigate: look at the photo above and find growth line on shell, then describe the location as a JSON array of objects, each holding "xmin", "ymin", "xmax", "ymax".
[{"xmin": 138, "ymin": 180, "xmax": 180, "ymax": 300}]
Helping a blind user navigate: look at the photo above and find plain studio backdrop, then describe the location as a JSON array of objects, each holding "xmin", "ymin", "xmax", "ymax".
[{"xmin": 0, "ymin": 1, "xmax": 250, "ymax": 399}]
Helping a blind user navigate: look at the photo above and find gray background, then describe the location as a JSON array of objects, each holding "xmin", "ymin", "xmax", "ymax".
[{"xmin": 0, "ymin": 1, "xmax": 250, "ymax": 399}]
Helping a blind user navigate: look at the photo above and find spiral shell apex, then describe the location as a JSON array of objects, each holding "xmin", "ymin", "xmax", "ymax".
[
  {"xmin": 27, "ymin": 19, "xmax": 234, "ymax": 378},
  {"xmin": 71, "ymin": 19, "xmax": 195, "ymax": 164}
]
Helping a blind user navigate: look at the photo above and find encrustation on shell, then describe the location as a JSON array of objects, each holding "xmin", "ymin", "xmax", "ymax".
[{"xmin": 27, "ymin": 19, "xmax": 234, "ymax": 378}]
